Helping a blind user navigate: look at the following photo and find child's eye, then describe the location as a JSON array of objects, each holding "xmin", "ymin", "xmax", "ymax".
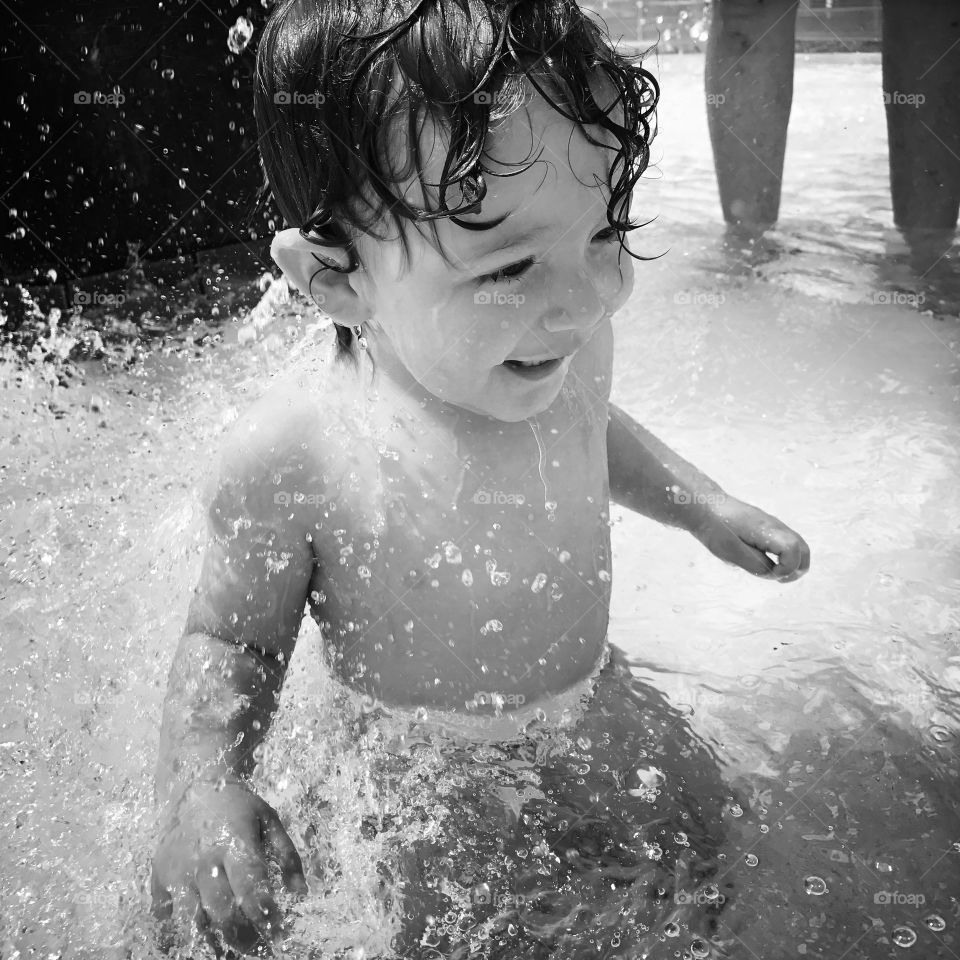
[{"xmin": 476, "ymin": 228, "xmax": 619, "ymax": 285}]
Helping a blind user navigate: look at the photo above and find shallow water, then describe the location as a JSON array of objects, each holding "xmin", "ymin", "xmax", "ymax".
[{"xmin": 2, "ymin": 53, "xmax": 959, "ymax": 960}]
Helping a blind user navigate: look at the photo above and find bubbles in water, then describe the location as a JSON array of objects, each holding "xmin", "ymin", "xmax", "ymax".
[
  {"xmin": 745, "ymin": 853, "xmax": 759, "ymax": 867},
  {"xmin": 548, "ymin": 581, "xmax": 563, "ymax": 600},
  {"xmin": 929, "ymin": 724, "xmax": 951, "ymax": 743},
  {"xmin": 530, "ymin": 572, "xmax": 547, "ymax": 593},
  {"xmin": 598, "ymin": 568, "xmax": 610, "ymax": 582},
  {"xmin": 557, "ymin": 549, "xmax": 571, "ymax": 563},
  {"xmin": 161, "ymin": 67, "xmax": 175, "ymax": 80},
  {"xmin": 691, "ymin": 939, "xmax": 710, "ymax": 958},
  {"xmin": 728, "ymin": 803, "xmax": 744, "ymax": 817},
  {"xmin": 442, "ymin": 541, "xmax": 462, "ymax": 564},
  {"xmin": 462, "ymin": 569, "xmax": 473, "ymax": 587},
  {"xmin": 924, "ymin": 915, "xmax": 946, "ymax": 932},
  {"xmin": 486, "ymin": 559, "xmax": 510, "ymax": 586},
  {"xmin": 425, "ymin": 551, "xmax": 441, "ymax": 569},
  {"xmin": 702, "ymin": 884, "xmax": 720, "ymax": 902},
  {"xmin": 760, "ymin": 824, "xmax": 770, "ymax": 834},
  {"xmin": 804, "ymin": 876, "xmax": 828, "ymax": 896},
  {"xmin": 891, "ymin": 926, "xmax": 917, "ymax": 948},
  {"xmin": 227, "ymin": 15, "xmax": 254, "ymax": 54},
  {"xmin": 674, "ymin": 831, "xmax": 689, "ymax": 846},
  {"xmin": 664, "ymin": 921, "xmax": 680, "ymax": 938},
  {"xmin": 480, "ymin": 619, "xmax": 502, "ymax": 635}
]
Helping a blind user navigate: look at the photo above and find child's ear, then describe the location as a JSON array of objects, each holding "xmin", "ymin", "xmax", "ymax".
[{"xmin": 270, "ymin": 227, "xmax": 369, "ymax": 325}]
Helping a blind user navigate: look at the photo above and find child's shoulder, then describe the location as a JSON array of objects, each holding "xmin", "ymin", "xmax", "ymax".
[{"xmin": 216, "ymin": 354, "xmax": 354, "ymax": 500}]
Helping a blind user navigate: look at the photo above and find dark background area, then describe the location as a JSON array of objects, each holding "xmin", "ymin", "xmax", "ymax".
[
  {"xmin": 1, "ymin": 0, "xmax": 882, "ymax": 288},
  {"xmin": 1, "ymin": 0, "xmax": 276, "ymax": 290}
]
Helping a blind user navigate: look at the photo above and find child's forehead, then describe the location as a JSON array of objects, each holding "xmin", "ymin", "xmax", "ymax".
[{"xmin": 360, "ymin": 89, "xmax": 617, "ymax": 274}]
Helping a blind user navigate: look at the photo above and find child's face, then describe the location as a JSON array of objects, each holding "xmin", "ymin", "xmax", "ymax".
[{"xmin": 351, "ymin": 91, "xmax": 636, "ymax": 423}]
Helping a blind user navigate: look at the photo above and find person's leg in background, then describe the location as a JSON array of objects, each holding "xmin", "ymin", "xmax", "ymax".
[
  {"xmin": 881, "ymin": 0, "xmax": 960, "ymax": 264},
  {"xmin": 705, "ymin": 0, "xmax": 800, "ymax": 231}
]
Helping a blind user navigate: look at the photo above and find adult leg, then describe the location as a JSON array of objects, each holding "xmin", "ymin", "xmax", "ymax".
[
  {"xmin": 705, "ymin": 0, "xmax": 800, "ymax": 229},
  {"xmin": 881, "ymin": 0, "xmax": 960, "ymax": 233}
]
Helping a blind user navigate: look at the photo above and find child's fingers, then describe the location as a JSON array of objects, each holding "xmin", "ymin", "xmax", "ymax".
[
  {"xmin": 722, "ymin": 534, "xmax": 776, "ymax": 577},
  {"xmin": 194, "ymin": 857, "xmax": 267, "ymax": 956},
  {"xmin": 222, "ymin": 841, "xmax": 287, "ymax": 944},
  {"xmin": 261, "ymin": 812, "xmax": 310, "ymax": 896}
]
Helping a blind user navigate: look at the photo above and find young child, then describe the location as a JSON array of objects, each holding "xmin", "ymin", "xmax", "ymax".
[{"xmin": 151, "ymin": 0, "xmax": 810, "ymax": 955}]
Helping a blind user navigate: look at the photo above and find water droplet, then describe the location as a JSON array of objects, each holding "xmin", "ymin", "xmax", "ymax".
[
  {"xmin": 425, "ymin": 551, "xmax": 441, "ymax": 569},
  {"xmin": 461, "ymin": 569, "xmax": 473, "ymax": 587},
  {"xmin": 358, "ymin": 565, "xmax": 371, "ymax": 579},
  {"xmin": 924, "ymin": 915, "xmax": 946, "ymax": 933},
  {"xmin": 530, "ymin": 572, "xmax": 547, "ymax": 593},
  {"xmin": 557, "ymin": 549, "xmax": 571, "ymax": 563},
  {"xmin": 891, "ymin": 926, "xmax": 917, "ymax": 948},
  {"xmin": 442, "ymin": 541, "xmax": 462, "ymax": 564},
  {"xmin": 161, "ymin": 67, "xmax": 175, "ymax": 80},
  {"xmin": 480, "ymin": 619, "xmax": 503, "ymax": 635},
  {"xmin": 745, "ymin": 853, "xmax": 759, "ymax": 867},
  {"xmin": 804, "ymin": 876, "xmax": 828, "ymax": 896},
  {"xmin": 691, "ymin": 940, "xmax": 710, "ymax": 958},
  {"xmin": 729, "ymin": 803, "xmax": 744, "ymax": 817},
  {"xmin": 486, "ymin": 559, "xmax": 510, "ymax": 586},
  {"xmin": 929, "ymin": 724, "xmax": 951, "ymax": 743},
  {"xmin": 598, "ymin": 568, "xmax": 610, "ymax": 582},
  {"xmin": 664, "ymin": 921, "xmax": 680, "ymax": 937},
  {"xmin": 227, "ymin": 15, "xmax": 254, "ymax": 54},
  {"xmin": 760, "ymin": 824, "xmax": 769, "ymax": 834}
]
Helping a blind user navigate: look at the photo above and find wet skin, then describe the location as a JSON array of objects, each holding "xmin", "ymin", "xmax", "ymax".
[{"xmin": 276, "ymin": 319, "xmax": 615, "ymax": 710}]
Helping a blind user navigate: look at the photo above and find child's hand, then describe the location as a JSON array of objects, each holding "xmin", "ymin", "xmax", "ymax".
[
  {"xmin": 151, "ymin": 779, "xmax": 308, "ymax": 957},
  {"xmin": 692, "ymin": 496, "xmax": 810, "ymax": 582}
]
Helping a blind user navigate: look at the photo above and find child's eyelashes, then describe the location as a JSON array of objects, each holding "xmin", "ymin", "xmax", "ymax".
[{"xmin": 475, "ymin": 227, "xmax": 621, "ymax": 286}]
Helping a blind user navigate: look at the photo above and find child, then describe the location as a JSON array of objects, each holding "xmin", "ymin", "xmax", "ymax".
[{"xmin": 151, "ymin": 0, "xmax": 810, "ymax": 956}]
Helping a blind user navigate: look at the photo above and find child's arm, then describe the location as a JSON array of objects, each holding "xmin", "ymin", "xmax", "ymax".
[
  {"xmin": 152, "ymin": 400, "xmax": 317, "ymax": 953},
  {"xmin": 607, "ymin": 402, "xmax": 810, "ymax": 581}
]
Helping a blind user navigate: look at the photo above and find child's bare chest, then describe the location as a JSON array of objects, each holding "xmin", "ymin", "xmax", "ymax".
[{"xmin": 307, "ymin": 378, "xmax": 613, "ymax": 709}]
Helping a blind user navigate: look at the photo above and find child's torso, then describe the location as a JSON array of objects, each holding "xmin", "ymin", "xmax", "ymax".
[{"xmin": 298, "ymin": 331, "xmax": 614, "ymax": 712}]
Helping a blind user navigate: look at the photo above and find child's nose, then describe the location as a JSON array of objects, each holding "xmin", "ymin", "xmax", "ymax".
[{"xmin": 540, "ymin": 274, "xmax": 605, "ymax": 333}]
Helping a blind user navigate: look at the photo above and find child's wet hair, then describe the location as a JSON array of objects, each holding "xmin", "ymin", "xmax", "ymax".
[{"xmin": 253, "ymin": 0, "xmax": 660, "ymax": 366}]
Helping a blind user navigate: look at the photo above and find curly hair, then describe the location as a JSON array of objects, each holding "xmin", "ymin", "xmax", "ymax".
[{"xmin": 253, "ymin": 0, "xmax": 659, "ymax": 366}]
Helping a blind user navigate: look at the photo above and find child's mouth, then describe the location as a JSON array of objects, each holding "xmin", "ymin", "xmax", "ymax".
[{"xmin": 502, "ymin": 356, "xmax": 565, "ymax": 380}]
